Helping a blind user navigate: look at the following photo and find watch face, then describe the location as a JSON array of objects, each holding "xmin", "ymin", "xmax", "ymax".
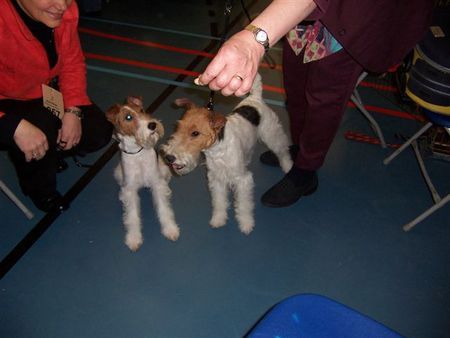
[{"xmin": 256, "ymin": 30, "xmax": 268, "ymax": 42}]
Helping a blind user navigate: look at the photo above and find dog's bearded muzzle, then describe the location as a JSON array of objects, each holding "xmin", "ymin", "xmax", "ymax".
[{"xmin": 160, "ymin": 143, "xmax": 199, "ymax": 175}]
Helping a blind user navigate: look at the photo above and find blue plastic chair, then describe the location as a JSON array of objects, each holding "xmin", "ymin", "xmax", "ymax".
[{"xmin": 246, "ymin": 294, "xmax": 403, "ymax": 338}]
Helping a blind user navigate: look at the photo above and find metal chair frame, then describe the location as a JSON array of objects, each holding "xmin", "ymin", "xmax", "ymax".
[
  {"xmin": 0, "ymin": 179, "xmax": 34, "ymax": 220},
  {"xmin": 384, "ymin": 118, "xmax": 450, "ymax": 231},
  {"xmin": 351, "ymin": 71, "xmax": 387, "ymax": 148}
]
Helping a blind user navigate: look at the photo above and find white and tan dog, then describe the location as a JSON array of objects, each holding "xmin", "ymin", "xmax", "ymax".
[
  {"xmin": 106, "ymin": 96, "xmax": 179, "ymax": 251},
  {"xmin": 161, "ymin": 74, "xmax": 292, "ymax": 234}
]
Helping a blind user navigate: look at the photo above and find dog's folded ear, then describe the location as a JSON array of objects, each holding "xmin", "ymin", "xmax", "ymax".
[
  {"xmin": 174, "ymin": 98, "xmax": 196, "ymax": 109},
  {"xmin": 105, "ymin": 104, "xmax": 121, "ymax": 124},
  {"xmin": 126, "ymin": 96, "xmax": 144, "ymax": 108},
  {"xmin": 209, "ymin": 111, "xmax": 226, "ymax": 134}
]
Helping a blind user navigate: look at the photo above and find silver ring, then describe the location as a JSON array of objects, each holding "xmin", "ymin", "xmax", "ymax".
[{"xmin": 234, "ymin": 75, "xmax": 244, "ymax": 81}]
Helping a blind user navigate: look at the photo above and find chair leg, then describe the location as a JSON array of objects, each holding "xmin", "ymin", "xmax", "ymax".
[
  {"xmin": 411, "ymin": 140, "xmax": 441, "ymax": 203},
  {"xmin": 0, "ymin": 180, "xmax": 34, "ymax": 220},
  {"xmin": 351, "ymin": 91, "xmax": 387, "ymax": 148},
  {"xmin": 403, "ymin": 194, "xmax": 450, "ymax": 232},
  {"xmin": 351, "ymin": 72, "xmax": 387, "ymax": 148},
  {"xmin": 383, "ymin": 122, "xmax": 433, "ymax": 165}
]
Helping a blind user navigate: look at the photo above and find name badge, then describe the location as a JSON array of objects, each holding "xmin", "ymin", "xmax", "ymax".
[{"xmin": 42, "ymin": 84, "xmax": 64, "ymax": 119}]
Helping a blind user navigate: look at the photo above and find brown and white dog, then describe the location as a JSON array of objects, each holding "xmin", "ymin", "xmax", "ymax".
[
  {"xmin": 106, "ymin": 96, "xmax": 179, "ymax": 251},
  {"xmin": 161, "ymin": 74, "xmax": 292, "ymax": 234}
]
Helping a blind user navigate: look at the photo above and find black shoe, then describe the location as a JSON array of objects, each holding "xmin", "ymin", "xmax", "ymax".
[
  {"xmin": 56, "ymin": 157, "xmax": 68, "ymax": 173},
  {"xmin": 29, "ymin": 191, "xmax": 69, "ymax": 213},
  {"xmin": 261, "ymin": 167, "xmax": 318, "ymax": 207},
  {"xmin": 260, "ymin": 145, "xmax": 299, "ymax": 167}
]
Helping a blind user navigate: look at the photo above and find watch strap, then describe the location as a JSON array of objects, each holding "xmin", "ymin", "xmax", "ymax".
[
  {"xmin": 64, "ymin": 107, "xmax": 83, "ymax": 119},
  {"xmin": 245, "ymin": 24, "xmax": 270, "ymax": 52}
]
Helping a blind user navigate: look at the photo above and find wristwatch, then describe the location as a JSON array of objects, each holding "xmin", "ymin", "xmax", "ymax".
[
  {"xmin": 64, "ymin": 106, "xmax": 83, "ymax": 119},
  {"xmin": 245, "ymin": 24, "xmax": 270, "ymax": 53}
]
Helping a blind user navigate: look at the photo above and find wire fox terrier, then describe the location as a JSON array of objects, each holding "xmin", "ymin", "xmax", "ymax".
[
  {"xmin": 106, "ymin": 96, "xmax": 180, "ymax": 251},
  {"xmin": 161, "ymin": 74, "xmax": 293, "ymax": 234}
]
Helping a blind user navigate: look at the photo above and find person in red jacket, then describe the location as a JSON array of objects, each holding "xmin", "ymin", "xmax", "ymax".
[
  {"xmin": 196, "ymin": 0, "xmax": 435, "ymax": 207},
  {"xmin": 0, "ymin": 0, "xmax": 112, "ymax": 212}
]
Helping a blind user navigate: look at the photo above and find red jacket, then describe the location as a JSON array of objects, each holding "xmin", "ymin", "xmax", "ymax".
[{"xmin": 0, "ymin": 0, "xmax": 90, "ymax": 108}]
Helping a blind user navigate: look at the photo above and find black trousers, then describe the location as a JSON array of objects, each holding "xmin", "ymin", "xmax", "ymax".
[{"xmin": 0, "ymin": 99, "xmax": 112, "ymax": 196}]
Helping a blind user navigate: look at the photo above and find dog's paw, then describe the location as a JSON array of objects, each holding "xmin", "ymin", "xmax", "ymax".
[
  {"xmin": 209, "ymin": 216, "xmax": 227, "ymax": 229},
  {"xmin": 239, "ymin": 223, "xmax": 254, "ymax": 235},
  {"xmin": 162, "ymin": 225, "xmax": 180, "ymax": 241},
  {"xmin": 125, "ymin": 232, "xmax": 143, "ymax": 251}
]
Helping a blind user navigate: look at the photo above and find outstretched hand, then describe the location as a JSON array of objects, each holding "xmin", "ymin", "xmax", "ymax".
[{"xmin": 195, "ymin": 30, "xmax": 265, "ymax": 97}]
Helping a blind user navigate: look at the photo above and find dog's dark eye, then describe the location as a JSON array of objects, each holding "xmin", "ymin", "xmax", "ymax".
[
  {"xmin": 191, "ymin": 131, "xmax": 200, "ymax": 137},
  {"xmin": 125, "ymin": 114, "xmax": 133, "ymax": 121}
]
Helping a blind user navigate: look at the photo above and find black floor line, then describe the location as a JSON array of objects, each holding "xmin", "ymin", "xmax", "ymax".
[{"xmin": 0, "ymin": 143, "xmax": 118, "ymax": 279}]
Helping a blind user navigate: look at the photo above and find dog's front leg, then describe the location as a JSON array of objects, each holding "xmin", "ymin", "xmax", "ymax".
[
  {"xmin": 113, "ymin": 164, "xmax": 124, "ymax": 185},
  {"xmin": 208, "ymin": 174, "xmax": 229, "ymax": 229},
  {"xmin": 151, "ymin": 182, "xmax": 180, "ymax": 241},
  {"xmin": 233, "ymin": 171, "xmax": 255, "ymax": 235},
  {"xmin": 158, "ymin": 156, "xmax": 172, "ymax": 182},
  {"xmin": 119, "ymin": 186, "xmax": 143, "ymax": 251}
]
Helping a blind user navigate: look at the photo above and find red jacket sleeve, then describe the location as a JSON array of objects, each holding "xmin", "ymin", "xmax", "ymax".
[{"xmin": 56, "ymin": 2, "xmax": 91, "ymax": 108}]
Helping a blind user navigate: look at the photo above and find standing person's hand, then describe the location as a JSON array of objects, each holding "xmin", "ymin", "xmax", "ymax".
[
  {"xmin": 13, "ymin": 119, "xmax": 49, "ymax": 162},
  {"xmin": 196, "ymin": 30, "xmax": 265, "ymax": 97},
  {"xmin": 57, "ymin": 111, "xmax": 82, "ymax": 150},
  {"xmin": 194, "ymin": 0, "xmax": 317, "ymax": 97}
]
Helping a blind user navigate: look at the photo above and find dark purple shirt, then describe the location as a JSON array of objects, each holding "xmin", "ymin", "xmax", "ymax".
[{"xmin": 311, "ymin": 0, "xmax": 435, "ymax": 72}]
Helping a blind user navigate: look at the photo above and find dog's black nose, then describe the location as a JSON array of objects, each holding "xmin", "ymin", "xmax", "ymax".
[
  {"xmin": 165, "ymin": 154, "xmax": 176, "ymax": 164},
  {"xmin": 148, "ymin": 122, "xmax": 157, "ymax": 130}
]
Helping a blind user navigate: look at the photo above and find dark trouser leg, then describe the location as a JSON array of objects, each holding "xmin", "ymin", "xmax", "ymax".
[
  {"xmin": 262, "ymin": 46, "xmax": 364, "ymax": 207},
  {"xmin": 78, "ymin": 103, "xmax": 113, "ymax": 154},
  {"xmin": 283, "ymin": 45, "xmax": 363, "ymax": 171},
  {"xmin": 282, "ymin": 39, "xmax": 309, "ymax": 144},
  {"xmin": 3, "ymin": 100, "xmax": 112, "ymax": 198},
  {"xmin": 5, "ymin": 100, "xmax": 60, "ymax": 197}
]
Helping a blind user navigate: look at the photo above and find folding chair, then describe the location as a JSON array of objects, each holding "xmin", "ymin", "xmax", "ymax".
[
  {"xmin": 383, "ymin": 17, "xmax": 450, "ymax": 231},
  {"xmin": 384, "ymin": 109, "xmax": 450, "ymax": 231}
]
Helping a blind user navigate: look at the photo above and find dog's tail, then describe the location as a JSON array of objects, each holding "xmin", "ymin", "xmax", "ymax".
[{"xmin": 248, "ymin": 73, "xmax": 263, "ymax": 99}]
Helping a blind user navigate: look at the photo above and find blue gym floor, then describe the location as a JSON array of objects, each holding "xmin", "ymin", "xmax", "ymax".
[{"xmin": 1, "ymin": 1, "xmax": 449, "ymax": 337}]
